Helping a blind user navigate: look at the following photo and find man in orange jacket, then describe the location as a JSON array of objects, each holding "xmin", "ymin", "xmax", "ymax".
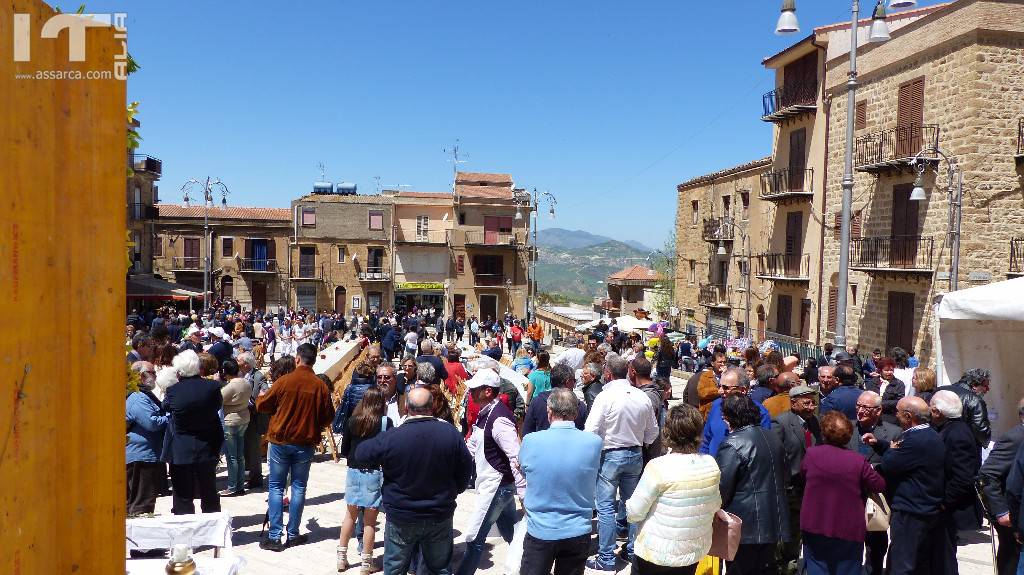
[{"xmin": 526, "ymin": 320, "xmax": 544, "ymax": 353}]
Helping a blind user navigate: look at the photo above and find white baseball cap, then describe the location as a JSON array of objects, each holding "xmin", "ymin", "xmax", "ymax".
[
  {"xmin": 465, "ymin": 368, "xmax": 501, "ymax": 390},
  {"xmin": 209, "ymin": 327, "xmax": 226, "ymax": 339}
]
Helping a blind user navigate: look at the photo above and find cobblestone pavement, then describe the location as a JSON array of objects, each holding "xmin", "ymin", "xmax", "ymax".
[{"xmin": 142, "ymin": 374, "xmax": 995, "ymax": 575}]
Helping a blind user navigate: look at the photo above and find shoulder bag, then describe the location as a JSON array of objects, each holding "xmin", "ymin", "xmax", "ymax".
[{"xmin": 708, "ymin": 509, "xmax": 742, "ymax": 561}]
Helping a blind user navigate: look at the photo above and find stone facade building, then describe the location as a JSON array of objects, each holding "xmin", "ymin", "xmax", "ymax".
[
  {"xmin": 152, "ymin": 205, "xmax": 292, "ymax": 311},
  {"xmin": 389, "ymin": 190, "xmax": 455, "ymax": 314}
]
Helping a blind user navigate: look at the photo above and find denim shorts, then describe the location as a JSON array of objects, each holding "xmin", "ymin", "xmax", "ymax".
[{"xmin": 345, "ymin": 468, "xmax": 383, "ymax": 509}]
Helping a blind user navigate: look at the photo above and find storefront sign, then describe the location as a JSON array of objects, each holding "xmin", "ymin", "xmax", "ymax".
[{"xmin": 395, "ymin": 282, "xmax": 445, "ymax": 291}]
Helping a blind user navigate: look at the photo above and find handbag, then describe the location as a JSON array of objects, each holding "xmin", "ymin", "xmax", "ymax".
[
  {"xmin": 708, "ymin": 509, "xmax": 742, "ymax": 561},
  {"xmin": 865, "ymin": 492, "xmax": 891, "ymax": 532}
]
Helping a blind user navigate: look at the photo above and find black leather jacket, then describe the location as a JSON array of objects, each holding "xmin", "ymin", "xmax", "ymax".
[
  {"xmin": 716, "ymin": 425, "xmax": 791, "ymax": 545},
  {"xmin": 939, "ymin": 382, "xmax": 991, "ymax": 448}
]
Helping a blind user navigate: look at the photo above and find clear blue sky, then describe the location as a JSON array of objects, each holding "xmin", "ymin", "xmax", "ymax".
[{"xmin": 76, "ymin": 0, "xmax": 939, "ymax": 248}]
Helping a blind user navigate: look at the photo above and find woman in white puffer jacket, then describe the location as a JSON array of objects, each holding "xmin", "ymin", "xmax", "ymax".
[{"xmin": 626, "ymin": 404, "xmax": 722, "ymax": 574}]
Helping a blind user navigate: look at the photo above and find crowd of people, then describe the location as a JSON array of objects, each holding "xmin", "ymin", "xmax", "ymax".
[{"xmin": 125, "ymin": 300, "xmax": 1015, "ymax": 575}]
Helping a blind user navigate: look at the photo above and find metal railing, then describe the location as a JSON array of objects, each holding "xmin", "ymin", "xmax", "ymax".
[
  {"xmin": 760, "ymin": 168, "xmax": 814, "ymax": 199},
  {"xmin": 171, "ymin": 256, "xmax": 202, "ymax": 270},
  {"xmin": 698, "ymin": 283, "xmax": 732, "ymax": 307},
  {"xmin": 762, "ymin": 82, "xmax": 817, "ymax": 118},
  {"xmin": 464, "ymin": 231, "xmax": 522, "ymax": 246},
  {"xmin": 357, "ymin": 267, "xmax": 390, "ymax": 281},
  {"xmin": 763, "ymin": 330, "xmax": 824, "ymax": 362},
  {"xmin": 474, "ymin": 273, "xmax": 507, "ymax": 287},
  {"xmin": 294, "ymin": 263, "xmax": 323, "ymax": 280},
  {"xmin": 127, "ymin": 203, "xmax": 158, "ymax": 220},
  {"xmin": 854, "ymin": 124, "xmax": 940, "ymax": 168},
  {"xmin": 849, "ymin": 236, "xmax": 934, "ymax": 271},
  {"xmin": 240, "ymin": 258, "xmax": 277, "ymax": 272},
  {"xmin": 396, "ymin": 227, "xmax": 448, "ymax": 243},
  {"xmin": 702, "ymin": 217, "xmax": 735, "ymax": 242},
  {"xmin": 1011, "ymin": 238, "xmax": 1024, "ymax": 274},
  {"xmin": 754, "ymin": 253, "xmax": 810, "ymax": 279},
  {"xmin": 131, "ymin": 154, "xmax": 162, "ymax": 175}
]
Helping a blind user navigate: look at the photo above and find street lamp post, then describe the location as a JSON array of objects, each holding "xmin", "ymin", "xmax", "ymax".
[
  {"xmin": 775, "ymin": 0, "xmax": 913, "ymax": 346},
  {"xmin": 909, "ymin": 148, "xmax": 963, "ymax": 291},
  {"xmin": 716, "ymin": 222, "xmax": 751, "ymax": 341},
  {"xmin": 181, "ymin": 177, "xmax": 229, "ymax": 309},
  {"xmin": 516, "ymin": 188, "xmax": 556, "ymax": 320}
]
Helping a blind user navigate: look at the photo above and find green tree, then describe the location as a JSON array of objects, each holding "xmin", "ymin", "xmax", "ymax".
[{"xmin": 650, "ymin": 229, "xmax": 676, "ymax": 320}]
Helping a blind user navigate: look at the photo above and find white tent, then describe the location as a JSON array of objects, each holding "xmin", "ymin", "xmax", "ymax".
[
  {"xmin": 575, "ymin": 315, "xmax": 653, "ymax": 333},
  {"xmin": 937, "ymin": 276, "xmax": 1024, "ymax": 438}
]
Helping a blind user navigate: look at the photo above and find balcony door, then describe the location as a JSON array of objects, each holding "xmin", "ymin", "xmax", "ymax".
[
  {"xmin": 334, "ymin": 287, "xmax": 346, "ymax": 314},
  {"xmin": 246, "ymin": 238, "xmax": 270, "ymax": 271},
  {"xmin": 183, "ymin": 237, "xmax": 200, "ymax": 268},
  {"xmin": 788, "ymin": 128, "xmax": 806, "ymax": 191},
  {"xmin": 886, "ymin": 291, "xmax": 915, "ymax": 352},
  {"xmin": 484, "ymin": 216, "xmax": 499, "ymax": 245},
  {"xmin": 891, "ymin": 184, "xmax": 919, "ymax": 268},
  {"xmin": 896, "ymin": 77, "xmax": 925, "ymax": 157},
  {"xmin": 299, "ymin": 246, "xmax": 315, "ymax": 278},
  {"xmin": 785, "ymin": 212, "xmax": 803, "ymax": 276},
  {"xmin": 368, "ymin": 247, "xmax": 385, "ymax": 275},
  {"xmin": 776, "ymin": 295, "xmax": 793, "ymax": 336}
]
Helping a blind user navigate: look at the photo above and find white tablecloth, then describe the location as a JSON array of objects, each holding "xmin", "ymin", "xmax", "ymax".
[
  {"xmin": 126, "ymin": 512, "xmax": 233, "ymax": 553},
  {"xmin": 125, "ymin": 556, "xmax": 245, "ymax": 575}
]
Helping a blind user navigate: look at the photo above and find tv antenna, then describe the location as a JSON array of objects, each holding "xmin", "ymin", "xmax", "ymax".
[
  {"xmin": 443, "ymin": 139, "xmax": 468, "ymax": 183},
  {"xmin": 374, "ymin": 176, "xmax": 412, "ymax": 194},
  {"xmin": 317, "ymin": 162, "xmax": 327, "ymax": 181}
]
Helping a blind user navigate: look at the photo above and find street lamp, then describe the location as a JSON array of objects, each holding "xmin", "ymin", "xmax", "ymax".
[
  {"xmin": 713, "ymin": 220, "xmax": 752, "ymax": 341},
  {"xmin": 774, "ymin": 0, "xmax": 914, "ymax": 347},
  {"xmin": 909, "ymin": 148, "xmax": 963, "ymax": 290},
  {"xmin": 516, "ymin": 188, "xmax": 556, "ymax": 320},
  {"xmin": 181, "ymin": 177, "xmax": 229, "ymax": 309}
]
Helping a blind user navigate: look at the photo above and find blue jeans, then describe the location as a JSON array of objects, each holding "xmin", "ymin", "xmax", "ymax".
[
  {"xmin": 267, "ymin": 442, "xmax": 314, "ymax": 541},
  {"xmin": 384, "ymin": 516, "xmax": 454, "ymax": 575},
  {"xmin": 223, "ymin": 423, "xmax": 247, "ymax": 492},
  {"xmin": 595, "ymin": 447, "xmax": 642, "ymax": 567},
  {"xmin": 510, "ymin": 341, "xmax": 521, "ymax": 358},
  {"xmin": 456, "ymin": 484, "xmax": 517, "ymax": 575}
]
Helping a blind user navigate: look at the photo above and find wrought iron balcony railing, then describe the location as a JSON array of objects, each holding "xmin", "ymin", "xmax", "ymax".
[
  {"xmin": 849, "ymin": 236, "xmax": 934, "ymax": 272},
  {"xmin": 240, "ymin": 258, "xmax": 277, "ymax": 273},
  {"xmin": 854, "ymin": 124, "xmax": 940, "ymax": 172},
  {"xmin": 698, "ymin": 283, "xmax": 732, "ymax": 308},
  {"xmin": 754, "ymin": 253, "xmax": 810, "ymax": 280},
  {"xmin": 702, "ymin": 217, "xmax": 735, "ymax": 242},
  {"xmin": 131, "ymin": 154, "xmax": 162, "ymax": 176},
  {"xmin": 293, "ymin": 264, "xmax": 323, "ymax": 280},
  {"xmin": 474, "ymin": 273, "xmax": 507, "ymax": 287},
  {"xmin": 760, "ymin": 168, "xmax": 813, "ymax": 201},
  {"xmin": 127, "ymin": 203, "xmax": 158, "ymax": 220},
  {"xmin": 761, "ymin": 83, "xmax": 817, "ymax": 122},
  {"xmin": 464, "ymin": 231, "xmax": 522, "ymax": 247},
  {"xmin": 395, "ymin": 227, "xmax": 448, "ymax": 244},
  {"xmin": 357, "ymin": 267, "xmax": 390, "ymax": 281},
  {"xmin": 171, "ymin": 256, "xmax": 202, "ymax": 270}
]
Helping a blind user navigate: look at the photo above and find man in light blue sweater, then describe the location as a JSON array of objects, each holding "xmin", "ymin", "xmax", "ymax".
[{"xmin": 519, "ymin": 388, "xmax": 602, "ymax": 575}]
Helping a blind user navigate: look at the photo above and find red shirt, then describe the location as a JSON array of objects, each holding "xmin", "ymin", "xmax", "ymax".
[{"xmin": 445, "ymin": 360, "xmax": 469, "ymax": 396}]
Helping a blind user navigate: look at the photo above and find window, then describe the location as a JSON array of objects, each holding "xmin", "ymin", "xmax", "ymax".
[
  {"xmin": 688, "ymin": 260, "xmax": 696, "ymax": 284},
  {"xmin": 153, "ymin": 235, "xmax": 162, "ymax": 257},
  {"xmin": 222, "ymin": 237, "xmax": 233, "ymax": 258},
  {"xmin": 777, "ymin": 295, "xmax": 793, "ymax": 336},
  {"xmin": 301, "ymin": 207, "xmax": 316, "ymax": 227},
  {"xmin": 458, "ymin": 211, "xmax": 466, "ymax": 225},
  {"xmin": 497, "ymin": 217, "xmax": 513, "ymax": 234},
  {"xmin": 221, "ymin": 276, "xmax": 234, "ymax": 300},
  {"xmin": 833, "ymin": 211, "xmax": 862, "ymax": 240},
  {"xmin": 855, "ymin": 100, "xmax": 867, "ymax": 130},
  {"xmin": 367, "ymin": 292, "xmax": 383, "ymax": 311},
  {"xmin": 827, "ymin": 286, "xmax": 839, "ymax": 332},
  {"xmin": 296, "ymin": 285, "xmax": 316, "ymax": 311},
  {"xmin": 416, "ymin": 215, "xmax": 429, "ymax": 241},
  {"xmin": 337, "ymin": 245, "xmax": 345, "ymax": 263},
  {"xmin": 369, "ymin": 209, "xmax": 384, "ymax": 230},
  {"xmin": 456, "ymin": 254, "xmax": 465, "ymax": 274},
  {"xmin": 886, "ymin": 292, "xmax": 916, "ymax": 352},
  {"xmin": 691, "ymin": 200, "xmax": 699, "ymax": 225},
  {"xmin": 740, "ymin": 192, "xmax": 749, "ymax": 220},
  {"xmin": 722, "ymin": 195, "xmax": 731, "ymax": 217}
]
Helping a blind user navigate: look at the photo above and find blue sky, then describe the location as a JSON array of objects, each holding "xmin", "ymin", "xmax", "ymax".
[{"xmin": 76, "ymin": 0, "xmax": 938, "ymax": 248}]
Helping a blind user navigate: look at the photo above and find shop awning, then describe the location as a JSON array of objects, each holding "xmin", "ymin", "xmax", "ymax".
[{"xmin": 126, "ymin": 275, "xmax": 204, "ymax": 301}]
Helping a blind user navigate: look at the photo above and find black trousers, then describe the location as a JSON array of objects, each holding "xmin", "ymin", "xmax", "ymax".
[
  {"xmin": 633, "ymin": 556, "xmax": 697, "ymax": 575},
  {"xmin": 727, "ymin": 543, "xmax": 775, "ymax": 575},
  {"xmin": 888, "ymin": 510, "xmax": 940, "ymax": 575},
  {"xmin": 169, "ymin": 461, "xmax": 220, "ymax": 515},
  {"xmin": 996, "ymin": 523, "xmax": 1021, "ymax": 575},
  {"xmin": 520, "ymin": 532, "xmax": 590, "ymax": 575},
  {"xmin": 863, "ymin": 530, "xmax": 889, "ymax": 575},
  {"xmin": 126, "ymin": 461, "xmax": 165, "ymax": 516},
  {"xmin": 244, "ymin": 411, "xmax": 268, "ymax": 481}
]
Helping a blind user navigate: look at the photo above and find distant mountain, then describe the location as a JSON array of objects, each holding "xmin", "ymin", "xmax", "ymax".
[
  {"xmin": 535, "ymin": 237, "xmax": 652, "ymax": 301},
  {"xmin": 537, "ymin": 228, "xmax": 653, "ymax": 253}
]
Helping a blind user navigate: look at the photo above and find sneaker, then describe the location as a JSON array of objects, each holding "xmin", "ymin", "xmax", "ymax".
[
  {"xmin": 585, "ymin": 559, "xmax": 616, "ymax": 572},
  {"xmin": 286, "ymin": 534, "xmax": 309, "ymax": 547},
  {"xmin": 617, "ymin": 546, "xmax": 633, "ymax": 563},
  {"xmin": 337, "ymin": 547, "xmax": 349, "ymax": 572},
  {"xmin": 260, "ymin": 538, "xmax": 285, "ymax": 552}
]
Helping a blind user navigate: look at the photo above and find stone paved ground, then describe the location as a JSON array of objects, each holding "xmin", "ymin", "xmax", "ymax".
[{"xmin": 142, "ymin": 374, "xmax": 996, "ymax": 575}]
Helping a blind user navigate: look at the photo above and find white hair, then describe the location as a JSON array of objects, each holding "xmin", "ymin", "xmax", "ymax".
[
  {"xmin": 858, "ymin": 390, "xmax": 881, "ymax": 406},
  {"xmin": 156, "ymin": 365, "xmax": 180, "ymax": 391},
  {"xmin": 173, "ymin": 349, "xmax": 202, "ymax": 378},
  {"xmin": 931, "ymin": 390, "xmax": 963, "ymax": 419},
  {"xmin": 236, "ymin": 351, "xmax": 255, "ymax": 367}
]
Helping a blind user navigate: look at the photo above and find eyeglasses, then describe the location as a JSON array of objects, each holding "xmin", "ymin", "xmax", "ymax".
[{"xmin": 855, "ymin": 404, "xmax": 881, "ymax": 410}]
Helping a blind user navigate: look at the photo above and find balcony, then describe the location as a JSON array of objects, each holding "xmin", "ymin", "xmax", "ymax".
[
  {"xmin": 395, "ymin": 227, "xmax": 448, "ymax": 245},
  {"xmin": 1016, "ymin": 119, "xmax": 1024, "ymax": 165},
  {"xmin": 474, "ymin": 273, "xmax": 507, "ymax": 287},
  {"xmin": 291, "ymin": 264, "xmax": 323, "ymax": 281},
  {"xmin": 1011, "ymin": 238, "xmax": 1024, "ymax": 276},
  {"xmin": 464, "ymin": 231, "xmax": 523, "ymax": 248},
  {"xmin": 698, "ymin": 283, "xmax": 732, "ymax": 308},
  {"xmin": 127, "ymin": 202, "xmax": 158, "ymax": 221},
  {"xmin": 131, "ymin": 154, "xmax": 162, "ymax": 176},
  {"xmin": 849, "ymin": 236, "xmax": 934, "ymax": 273},
  {"xmin": 854, "ymin": 124, "xmax": 940, "ymax": 173},
  {"xmin": 754, "ymin": 253, "xmax": 810, "ymax": 281},
  {"xmin": 171, "ymin": 256, "xmax": 202, "ymax": 271},
  {"xmin": 702, "ymin": 217, "xmax": 735, "ymax": 243},
  {"xmin": 761, "ymin": 83, "xmax": 817, "ymax": 123},
  {"xmin": 760, "ymin": 168, "xmax": 814, "ymax": 201},
  {"xmin": 240, "ymin": 258, "xmax": 278, "ymax": 273},
  {"xmin": 357, "ymin": 267, "xmax": 391, "ymax": 281}
]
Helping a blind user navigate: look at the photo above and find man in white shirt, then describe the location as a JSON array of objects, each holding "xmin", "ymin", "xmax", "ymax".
[
  {"xmin": 584, "ymin": 353, "xmax": 659, "ymax": 571},
  {"xmin": 376, "ymin": 364, "xmax": 403, "ymax": 426}
]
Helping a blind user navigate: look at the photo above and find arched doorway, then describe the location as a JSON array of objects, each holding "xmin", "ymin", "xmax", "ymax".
[
  {"xmin": 756, "ymin": 305, "xmax": 766, "ymax": 341},
  {"xmin": 334, "ymin": 286, "xmax": 346, "ymax": 314}
]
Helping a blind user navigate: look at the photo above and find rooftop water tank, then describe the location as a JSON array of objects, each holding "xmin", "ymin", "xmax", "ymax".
[
  {"xmin": 313, "ymin": 181, "xmax": 333, "ymax": 194},
  {"xmin": 336, "ymin": 182, "xmax": 357, "ymax": 195}
]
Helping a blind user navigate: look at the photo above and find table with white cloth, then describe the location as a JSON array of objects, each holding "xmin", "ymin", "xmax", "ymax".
[
  {"xmin": 126, "ymin": 512, "xmax": 233, "ymax": 556},
  {"xmin": 125, "ymin": 556, "xmax": 245, "ymax": 575}
]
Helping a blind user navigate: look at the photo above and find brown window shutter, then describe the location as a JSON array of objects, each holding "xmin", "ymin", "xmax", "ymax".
[
  {"xmin": 827, "ymin": 287, "xmax": 838, "ymax": 332},
  {"xmin": 266, "ymin": 240, "xmax": 276, "ymax": 261},
  {"xmin": 855, "ymin": 101, "xmax": 867, "ymax": 130},
  {"xmin": 897, "ymin": 77, "xmax": 925, "ymax": 127},
  {"xmin": 852, "ymin": 211, "xmax": 862, "ymax": 238},
  {"xmin": 834, "ymin": 212, "xmax": 842, "ymax": 240}
]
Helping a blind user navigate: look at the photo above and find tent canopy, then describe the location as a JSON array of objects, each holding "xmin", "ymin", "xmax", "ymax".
[
  {"xmin": 575, "ymin": 315, "xmax": 652, "ymax": 333},
  {"xmin": 937, "ymin": 277, "xmax": 1024, "ymax": 439},
  {"xmin": 126, "ymin": 275, "xmax": 203, "ymax": 301}
]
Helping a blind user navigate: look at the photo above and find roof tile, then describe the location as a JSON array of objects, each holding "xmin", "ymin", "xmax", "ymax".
[{"xmin": 157, "ymin": 204, "xmax": 291, "ymax": 221}]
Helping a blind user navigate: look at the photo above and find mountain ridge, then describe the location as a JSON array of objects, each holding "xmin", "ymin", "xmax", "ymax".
[{"xmin": 537, "ymin": 227, "xmax": 653, "ymax": 253}]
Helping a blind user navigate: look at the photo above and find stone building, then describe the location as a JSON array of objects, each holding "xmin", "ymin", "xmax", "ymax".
[
  {"xmin": 604, "ymin": 264, "xmax": 661, "ymax": 319},
  {"xmin": 126, "ymin": 149, "xmax": 161, "ymax": 275},
  {"xmin": 817, "ymin": 0, "xmax": 1024, "ymax": 360},
  {"xmin": 152, "ymin": 205, "xmax": 292, "ymax": 311},
  {"xmin": 289, "ymin": 193, "xmax": 394, "ymax": 314},
  {"xmin": 450, "ymin": 172, "xmax": 530, "ymax": 321},
  {"xmin": 388, "ymin": 190, "xmax": 455, "ymax": 314}
]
